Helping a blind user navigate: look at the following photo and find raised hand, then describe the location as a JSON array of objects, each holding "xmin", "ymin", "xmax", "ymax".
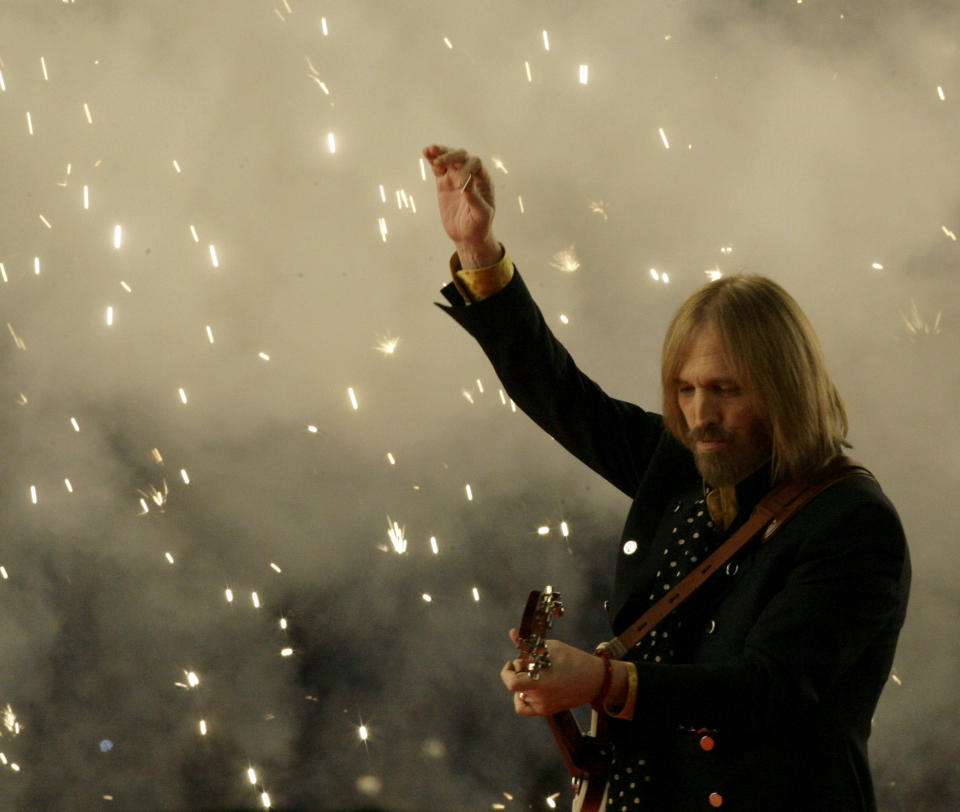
[{"xmin": 422, "ymin": 144, "xmax": 501, "ymax": 268}]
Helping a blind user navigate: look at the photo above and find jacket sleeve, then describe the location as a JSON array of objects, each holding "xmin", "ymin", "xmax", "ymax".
[
  {"xmin": 624, "ymin": 484, "xmax": 910, "ymax": 732},
  {"xmin": 437, "ymin": 268, "xmax": 665, "ymax": 498}
]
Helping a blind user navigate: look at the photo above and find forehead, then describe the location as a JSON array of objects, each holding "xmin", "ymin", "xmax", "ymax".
[{"xmin": 677, "ymin": 321, "xmax": 739, "ymax": 382}]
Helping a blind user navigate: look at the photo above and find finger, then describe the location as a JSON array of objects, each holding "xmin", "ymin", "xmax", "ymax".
[
  {"xmin": 514, "ymin": 690, "xmax": 538, "ymax": 717},
  {"xmin": 500, "ymin": 659, "xmax": 520, "ymax": 689},
  {"xmin": 433, "ymin": 148, "xmax": 469, "ymax": 173},
  {"xmin": 509, "ymin": 628, "xmax": 520, "ymax": 646}
]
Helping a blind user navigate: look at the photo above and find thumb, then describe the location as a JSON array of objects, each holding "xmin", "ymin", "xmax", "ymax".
[{"xmin": 509, "ymin": 628, "xmax": 521, "ymax": 647}]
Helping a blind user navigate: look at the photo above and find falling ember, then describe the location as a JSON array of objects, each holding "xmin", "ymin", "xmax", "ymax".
[
  {"xmin": 0, "ymin": 70, "xmax": 5, "ymax": 91},
  {"xmin": 225, "ymin": 588, "xmax": 234, "ymax": 602},
  {"xmin": 659, "ymin": 127, "xmax": 670, "ymax": 149},
  {"xmin": 518, "ymin": 195, "xmax": 525, "ymax": 213},
  {"xmin": 34, "ymin": 257, "xmax": 40, "ymax": 275},
  {"xmin": 64, "ymin": 479, "xmax": 73, "ymax": 493},
  {"xmin": 261, "ymin": 792, "xmax": 271, "ymax": 809},
  {"xmin": 186, "ymin": 671, "xmax": 200, "ymax": 688},
  {"xmin": 492, "ymin": 157, "xmax": 509, "ymax": 174},
  {"xmin": 550, "ymin": 246, "xmax": 581, "ymax": 272},
  {"xmin": 359, "ymin": 725, "xmax": 369, "ymax": 741},
  {"xmin": 472, "ymin": 587, "xmax": 480, "ymax": 602},
  {"xmin": 443, "ymin": 36, "xmax": 453, "ymax": 49},
  {"xmin": 476, "ymin": 378, "xmax": 484, "ymax": 394},
  {"xmin": 205, "ymin": 325, "xmax": 215, "ymax": 343},
  {"xmin": 252, "ymin": 592, "xmax": 261, "ymax": 609},
  {"xmin": 26, "ymin": 112, "xmax": 33, "ymax": 135},
  {"xmin": 538, "ymin": 526, "xmax": 550, "ymax": 536},
  {"xmin": 542, "ymin": 30, "xmax": 550, "ymax": 50},
  {"xmin": 706, "ymin": 268, "xmax": 723, "ymax": 281},
  {"xmin": 152, "ymin": 448, "xmax": 164, "ymax": 464},
  {"xmin": 106, "ymin": 306, "xmax": 114, "ymax": 326},
  {"xmin": 280, "ymin": 647, "xmax": 294, "ymax": 657},
  {"xmin": 83, "ymin": 103, "xmax": 92, "ymax": 123},
  {"xmin": 561, "ymin": 521, "xmax": 570, "ymax": 537},
  {"xmin": 307, "ymin": 424, "xmax": 318, "ymax": 433},
  {"xmin": 422, "ymin": 593, "xmax": 432, "ymax": 602},
  {"xmin": 30, "ymin": 486, "xmax": 38, "ymax": 505},
  {"xmin": 113, "ymin": 225, "xmax": 122, "ymax": 249},
  {"xmin": 650, "ymin": 268, "xmax": 660, "ymax": 281},
  {"xmin": 258, "ymin": 352, "xmax": 271, "ymax": 361},
  {"xmin": 348, "ymin": 387, "xmax": 359, "ymax": 410},
  {"xmin": 378, "ymin": 217, "xmax": 388, "ymax": 241},
  {"xmin": 321, "ymin": 16, "xmax": 328, "ymax": 35},
  {"xmin": 179, "ymin": 387, "xmax": 188, "ymax": 404},
  {"xmin": 165, "ymin": 552, "xmax": 175, "ymax": 564},
  {"xmin": 71, "ymin": 417, "xmax": 80, "ymax": 431},
  {"xmin": 387, "ymin": 517, "xmax": 407, "ymax": 554},
  {"xmin": 270, "ymin": 562, "xmax": 282, "ymax": 573},
  {"xmin": 465, "ymin": 484, "xmax": 474, "ymax": 501},
  {"xmin": 429, "ymin": 536, "xmax": 439, "ymax": 554},
  {"xmin": 327, "ymin": 132, "xmax": 336, "ymax": 153},
  {"xmin": 279, "ymin": 617, "xmax": 288, "ymax": 629},
  {"xmin": 247, "ymin": 768, "xmax": 258, "ymax": 785},
  {"xmin": 199, "ymin": 720, "xmax": 207, "ymax": 735},
  {"xmin": 941, "ymin": 225, "xmax": 956, "ymax": 241},
  {"xmin": 0, "ymin": 264, "xmax": 6, "ymax": 283},
  {"xmin": 209, "ymin": 244, "xmax": 219, "ymax": 267},
  {"xmin": 39, "ymin": 214, "xmax": 52, "ymax": 229},
  {"xmin": 559, "ymin": 314, "xmax": 569, "ymax": 324},
  {"xmin": 190, "ymin": 225, "xmax": 199, "ymax": 242},
  {"xmin": 579, "ymin": 64, "xmax": 589, "ymax": 84},
  {"xmin": 0, "ymin": 567, "xmax": 7, "ymax": 580},
  {"xmin": 937, "ymin": 86, "xmax": 946, "ymax": 101},
  {"xmin": 180, "ymin": 469, "xmax": 190, "ymax": 484},
  {"xmin": 386, "ymin": 452, "xmax": 396, "ymax": 465},
  {"xmin": 41, "ymin": 56, "xmax": 49, "ymax": 80},
  {"xmin": 524, "ymin": 61, "xmax": 532, "ymax": 82},
  {"xmin": 872, "ymin": 262, "xmax": 884, "ymax": 270}
]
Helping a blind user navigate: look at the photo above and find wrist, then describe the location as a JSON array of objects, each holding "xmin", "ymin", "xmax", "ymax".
[{"xmin": 456, "ymin": 237, "xmax": 501, "ymax": 269}]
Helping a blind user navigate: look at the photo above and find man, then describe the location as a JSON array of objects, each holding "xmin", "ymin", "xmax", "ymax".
[{"xmin": 424, "ymin": 144, "xmax": 910, "ymax": 811}]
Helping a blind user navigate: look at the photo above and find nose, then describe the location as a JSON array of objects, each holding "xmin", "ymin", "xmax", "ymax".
[{"xmin": 686, "ymin": 389, "xmax": 719, "ymax": 433}]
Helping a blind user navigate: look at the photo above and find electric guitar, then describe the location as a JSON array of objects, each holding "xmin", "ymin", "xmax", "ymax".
[{"xmin": 516, "ymin": 587, "xmax": 609, "ymax": 812}]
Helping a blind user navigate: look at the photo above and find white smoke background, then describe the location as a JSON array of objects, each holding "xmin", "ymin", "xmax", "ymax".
[{"xmin": 0, "ymin": 1, "xmax": 956, "ymax": 809}]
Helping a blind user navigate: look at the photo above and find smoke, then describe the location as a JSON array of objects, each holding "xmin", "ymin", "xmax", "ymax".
[{"xmin": 0, "ymin": 0, "xmax": 956, "ymax": 809}]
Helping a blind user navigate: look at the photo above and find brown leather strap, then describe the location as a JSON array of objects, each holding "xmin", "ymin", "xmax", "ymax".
[{"xmin": 604, "ymin": 455, "xmax": 873, "ymax": 659}]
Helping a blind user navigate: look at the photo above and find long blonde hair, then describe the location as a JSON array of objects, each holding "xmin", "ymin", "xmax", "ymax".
[{"xmin": 661, "ymin": 275, "xmax": 849, "ymax": 483}]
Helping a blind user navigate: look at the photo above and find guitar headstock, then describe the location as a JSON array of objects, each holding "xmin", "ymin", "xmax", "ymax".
[{"xmin": 516, "ymin": 585, "xmax": 564, "ymax": 680}]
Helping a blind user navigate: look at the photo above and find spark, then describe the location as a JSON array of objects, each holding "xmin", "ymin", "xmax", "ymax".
[
  {"xmin": 0, "ymin": 567, "xmax": 7, "ymax": 580},
  {"xmin": 387, "ymin": 517, "xmax": 407, "ymax": 554},
  {"xmin": 39, "ymin": 214, "xmax": 52, "ymax": 229},
  {"xmin": 120, "ymin": 283, "xmax": 133, "ymax": 293},
  {"xmin": 252, "ymin": 592, "xmax": 261, "ymax": 609},
  {"xmin": 209, "ymin": 244, "xmax": 219, "ymax": 267},
  {"xmin": 151, "ymin": 448, "xmax": 164, "ymax": 463},
  {"xmin": 71, "ymin": 417, "xmax": 80, "ymax": 431},
  {"xmin": 186, "ymin": 671, "xmax": 200, "ymax": 688},
  {"xmin": 419, "ymin": 158, "xmax": 428, "ymax": 181},
  {"xmin": 872, "ymin": 262, "xmax": 884, "ymax": 270},
  {"xmin": 443, "ymin": 36, "xmax": 453, "ymax": 49},
  {"xmin": 386, "ymin": 452, "xmax": 396, "ymax": 465},
  {"xmin": 165, "ymin": 552, "xmax": 175, "ymax": 564},
  {"xmin": 379, "ymin": 217, "xmax": 388, "ymax": 241},
  {"xmin": 472, "ymin": 587, "xmax": 480, "ymax": 602},
  {"xmin": 270, "ymin": 562, "xmax": 282, "ymax": 573},
  {"xmin": 429, "ymin": 536, "xmax": 439, "ymax": 554},
  {"xmin": 659, "ymin": 127, "xmax": 670, "ymax": 149},
  {"xmin": 348, "ymin": 387, "xmax": 359, "ymax": 410},
  {"xmin": 83, "ymin": 103, "xmax": 92, "ymax": 124},
  {"xmin": 379, "ymin": 184, "xmax": 386, "ymax": 202},
  {"xmin": 321, "ymin": 16, "xmax": 328, "ymax": 35},
  {"xmin": 358, "ymin": 724, "xmax": 369, "ymax": 741},
  {"xmin": 7, "ymin": 324, "xmax": 26, "ymax": 350},
  {"xmin": 34, "ymin": 257, "xmax": 40, "ymax": 275},
  {"xmin": 0, "ymin": 70, "xmax": 5, "ymax": 91},
  {"xmin": 3, "ymin": 705, "xmax": 18, "ymax": 733},
  {"xmin": 524, "ymin": 61, "xmax": 532, "ymax": 82},
  {"xmin": 941, "ymin": 225, "xmax": 956, "ymax": 241},
  {"xmin": 190, "ymin": 225, "xmax": 199, "ymax": 242},
  {"xmin": 422, "ymin": 593, "xmax": 432, "ymax": 602},
  {"xmin": 106, "ymin": 306, "xmax": 114, "ymax": 326},
  {"xmin": 901, "ymin": 299, "xmax": 942, "ymax": 336},
  {"xmin": 280, "ymin": 647, "xmax": 294, "ymax": 657},
  {"xmin": 465, "ymin": 484, "xmax": 474, "ymax": 501},
  {"xmin": 199, "ymin": 720, "xmax": 207, "ymax": 735},
  {"xmin": 561, "ymin": 521, "xmax": 570, "ymax": 537},
  {"xmin": 542, "ymin": 30, "xmax": 550, "ymax": 50},
  {"xmin": 64, "ymin": 479, "xmax": 73, "ymax": 493},
  {"xmin": 550, "ymin": 246, "xmax": 580, "ymax": 272},
  {"xmin": 937, "ymin": 85, "xmax": 946, "ymax": 101},
  {"xmin": 41, "ymin": 56, "xmax": 49, "ymax": 80},
  {"xmin": 476, "ymin": 378, "xmax": 484, "ymax": 394},
  {"xmin": 706, "ymin": 267, "xmax": 723, "ymax": 281},
  {"xmin": 720, "ymin": 245, "xmax": 733, "ymax": 254},
  {"xmin": 491, "ymin": 157, "xmax": 509, "ymax": 174},
  {"xmin": 579, "ymin": 64, "xmax": 589, "ymax": 84},
  {"xmin": 891, "ymin": 668, "xmax": 902, "ymax": 686},
  {"xmin": 309, "ymin": 76, "xmax": 331, "ymax": 94},
  {"xmin": 113, "ymin": 225, "xmax": 122, "ymax": 249},
  {"xmin": 279, "ymin": 617, "xmax": 287, "ymax": 629},
  {"xmin": 206, "ymin": 325, "xmax": 215, "ymax": 343},
  {"xmin": 518, "ymin": 195, "xmax": 525, "ymax": 213},
  {"xmin": 0, "ymin": 264, "xmax": 6, "ymax": 283},
  {"xmin": 559, "ymin": 314, "xmax": 569, "ymax": 324},
  {"xmin": 327, "ymin": 132, "xmax": 336, "ymax": 153},
  {"xmin": 375, "ymin": 333, "xmax": 400, "ymax": 355},
  {"xmin": 83, "ymin": 185, "xmax": 90, "ymax": 208},
  {"xmin": 225, "ymin": 588, "xmax": 234, "ymax": 602},
  {"xmin": 538, "ymin": 526, "xmax": 550, "ymax": 536},
  {"xmin": 30, "ymin": 486, "xmax": 38, "ymax": 505},
  {"xmin": 258, "ymin": 352, "xmax": 271, "ymax": 361},
  {"xmin": 180, "ymin": 469, "xmax": 190, "ymax": 484},
  {"xmin": 307, "ymin": 424, "xmax": 318, "ymax": 433},
  {"xmin": 261, "ymin": 792, "xmax": 272, "ymax": 809},
  {"xmin": 247, "ymin": 768, "xmax": 258, "ymax": 785},
  {"xmin": 589, "ymin": 200, "xmax": 608, "ymax": 220},
  {"xmin": 172, "ymin": 160, "xmax": 181, "ymax": 173},
  {"xmin": 179, "ymin": 387, "xmax": 188, "ymax": 404},
  {"xmin": 26, "ymin": 112, "xmax": 33, "ymax": 135},
  {"xmin": 462, "ymin": 389, "xmax": 474, "ymax": 404}
]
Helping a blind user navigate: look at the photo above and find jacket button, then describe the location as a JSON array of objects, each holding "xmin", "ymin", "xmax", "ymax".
[
  {"xmin": 708, "ymin": 792, "xmax": 724, "ymax": 807},
  {"xmin": 725, "ymin": 561, "xmax": 738, "ymax": 576},
  {"xmin": 699, "ymin": 734, "xmax": 715, "ymax": 751},
  {"xmin": 706, "ymin": 619, "xmax": 716, "ymax": 634}
]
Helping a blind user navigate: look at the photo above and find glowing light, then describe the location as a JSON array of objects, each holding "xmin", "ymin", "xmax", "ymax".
[
  {"xmin": 430, "ymin": 536, "xmax": 439, "ymax": 554},
  {"xmin": 0, "ymin": 567, "xmax": 7, "ymax": 580},
  {"xmin": 179, "ymin": 387, "xmax": 188, "ymax": 404},
  {"xmin": 26, "ymin": 112, "xmax": 33, "ymax": 135},
  {"xmin": 348, "ymin": 387, "xmax": 359, "ymax": 410},
  {"xmin": 706, "ymin": 268, "xmax": 723, "ymax": 281},
  {"xmin": 872, "ymin": 262, "xmax": 884, "ymax": 270},
  {"xmin": 321, "ymin": 16, "xmax": 328, "ymax": 35},
  {"xmin": 542, "ymin": 30, "xmax": 550, "ymax": 50},
  {"xmin": 180, "ymin": 469, "xmax": 190, "ymax": 484},
  {"xmin": 561, "ymin": 521, "xmax": 570, "ymax": 537},
  {"xmin": 375, "ymin": 335, "xmax": 400, "ymax": 354},
  {"xmin": 550, "ymin": 246, "xmax": 580, "ymax": 272},
  {"xmin": 0, "ymin": 264, "xmax": 6, "ymax": 283},
  {"xmin": 261, "ymin": 792, "xmax": 271, "ymax": 809},
  {"xmin": 0, "ymin": 70, "xmax": 5, "ymax": 91},
  {"xmin": 165, "ymin": 552, "xmax": 175, "ymax": 564},
  {"xmin": 422, "ymin": 593, "xmax": 432, "ymax": 602},
  {"xmin": 281, "ymin": 647, "xmax": 294, "ymax": 657},
  {"xmin": 258, "ymin": 352, "xmax": 271, "ymax": 361},
  {"xmin": 252, "ymin": 592, "xmax": 261, "ymax": 609},
  {"xmin": 472, "ymin": 587, "xmax": 480, "ymax": 602},
  {"xmin": 209, "ymin": 244, "xmax": 219, "ymax": 267},
  {"xmin": 80, "ymin": 183, "xmax": 90, "ymax": 210},
  {"xmin": 492, "ymin": 157, "xmax": 509, "ymax": 174},
  {"xmin": 225, "ymin": 588, "xmax": 234, "ymax": 602},
  {"xmin": 199, "ymin": 720, "xmax": 207, "ymax": 735},
  {"xmin": 34, "ymin": 257, "xmax": 40, "ymax": 275},
  {"xmin": 71, "ymin": 417, "xmax": 80, "ymax": 431},
  {"xmin": 359, "ymin": 725, "xmax": 369, "ymax": 741},
  {"xmin": 106, "ymin": 306, "xmax": 114, "ymax": 326},
  {"xmin": 378, "ymin": 217, "xmax": 388, "ymax": 241},
  {"xmin": 113, "ymin": 224, "xmax": 122, "ymax": 249},
  {"xmin": 30, "ymin": 486, "xmax": 37, "ymax": 505},
  {"xmin": 937, "ymin": 86, "xmax": 946, "ymax": 101},
  {"xmin": 39, "ymin": 214, "xmax": 52, "ymax": 229},
  {"xmin": 538, "ymin": 526, "xmax": 550, "ymax": 536},
  {"xmin": 279, "ymin": 617, "xmax": 287, "ymax": 629},
  {"xmin": 247, "ymin": 768, "xmax": 258, "ymax": 785},
  {"xmin": 941, "ymin": 225, "xmax": 956, "ymax": 241},
  {"xmin": 386, "ymin": 452, "xmax": 396, "ymax": 465},
  {"xmin": 206, "ymin": 325, "xmax": 215, "ymax": 343},
  {"xmin": 186, "ymin": 671, "xmax": 200, "ymax": 688},
  {"xmin": 307, "ymin": 424, "xmax": 318, "ymax": 433},
  {"xmin": 518, "ymin": 195, "xmax": 525, "ymax": 213},
  {"xmin": 83, "ymin": 103, "xmax": 92, "ymax": 124},
  {"xmin": 525, "ymin": 61, "xmax": 532, "ymax": 82},
  {"xmin": 443, "ymin": 37, "xmax": 453, "ymax": 49},
  {"xmin": 559, "ymin": 314, "xmax": 569, "ymax": 324},
  {"xmin": 387, "ymin": 517, "xmax": 407, "ymax": 554},
  {"xmin": 476, "ymin": 378, "xmax": 484, "ymax": 394},
  {"xmin": 650, "ymin": 268, "xmax": 660, "ymax": 281},
  {"xmin": 327, "ymin": 132, "xmax": 336, "ymax": 153},
  {"xmin": 579, "ymin": 64, "xmax": 589, "ymax": 84},
  {"xmin": 659, "ymin": 127, "xmax": 670, "ymax": 149},
  {"xmin": 465, "ymin": 484, "xmax": 474, "ymax": 501},
  {"xmin": 190, "ymin": 225, "xmax": 199, "ymax": 242}
]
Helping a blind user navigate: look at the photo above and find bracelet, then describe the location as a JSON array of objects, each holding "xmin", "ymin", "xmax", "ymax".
[{"xmin": 591, "ymin": 647, "xmax": 613, "ymax": 711}]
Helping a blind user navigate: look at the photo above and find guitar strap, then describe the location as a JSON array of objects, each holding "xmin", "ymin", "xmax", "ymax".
[{"xmin": 603, "ymin": 454, "xmax": 873, "ymax": 659}]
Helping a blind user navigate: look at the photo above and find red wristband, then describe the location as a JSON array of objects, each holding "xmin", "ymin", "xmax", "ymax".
[{"xmin": 591, "ymin": 647, "xmax": 613, "ymax": 710}]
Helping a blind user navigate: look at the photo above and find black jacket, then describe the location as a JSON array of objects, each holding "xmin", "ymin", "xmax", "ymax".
[{"xmin": 439, "ymin": 270, "xmax": 910, "ymax": 812}]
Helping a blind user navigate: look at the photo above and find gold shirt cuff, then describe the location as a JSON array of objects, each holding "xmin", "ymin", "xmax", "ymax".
[{"xmin": 449, "ymin": 245, "xmax": 513, "ymax": 304}]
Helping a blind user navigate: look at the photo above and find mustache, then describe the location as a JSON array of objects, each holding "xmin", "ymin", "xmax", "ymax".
[{"xmin": 687, "ymin": 427, "xmax": 732, "ymax": 444}]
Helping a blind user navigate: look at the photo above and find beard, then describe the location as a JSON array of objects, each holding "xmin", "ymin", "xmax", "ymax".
[{"xmin": 688, "ymin": 425, "xmax": 772, "ymax": 487}]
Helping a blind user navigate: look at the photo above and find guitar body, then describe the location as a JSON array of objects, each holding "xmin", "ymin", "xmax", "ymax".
[{"xmin": 517, "ymin": 588, "xmax": 610, "ymax": 812}]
